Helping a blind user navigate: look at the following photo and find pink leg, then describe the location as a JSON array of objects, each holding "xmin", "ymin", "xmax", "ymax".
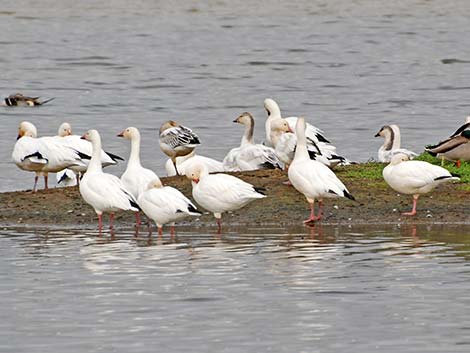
[
  {"xmin": 317, "ymin": 200, "xmax": 324, "ymax": 221},
  {"xmin": 135, "ymin": 212, "xmax": 141, "ymax": 227},
  {"xmin": 303, "ymin": 201, "xmax": 321, "ymax": 224},
  {"xmin": 402, "ymin": 196, "xmax": 419, "ymax": 216},
  {"xmin": 33, "ymin": 175, "xmax": 39, "ymax": 193},
  {"xmin": 109, "ymin": 213, "xmax": 115, "ymax": 229},
  {"xmin": 44, "ymin": 174, "xmax": 49, "ymax": 190},
  {"xmin": 216, "ymin": 219, "xmax": 222, "ymax": 234},
  {"xmin": 158, "ymin": 226, "xmax": 163, "ymax": 236},
  {"xmin": 170, "ymin": 225, "xmax": 175, "ymax": 237},
  {"xmin": 98, "ymin": 214, "xmax": 103, "ymax": 232}
]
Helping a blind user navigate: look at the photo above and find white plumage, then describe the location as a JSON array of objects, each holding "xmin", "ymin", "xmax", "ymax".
[
  {"xmin": 165, "ymin": 152, "xmax": 224, "ymax": 177},
  {"xmin": 79, "ymin": 129, "xmax": 139, "ymax": 230},
  {"xmin": 375, "ymin": 124, "xmax": 417, "ymax": 163},
  {"xmin": 57, "ymin": 122, "xmax": 122, "ymax": 176},
  {"xmin": 138, "ymin": 179, "xmax": 201, "ymax": 236},
  {"xmin": 56, "ymin": 168, "xmax": 77, "ymax": 187},
  {"xmin": 288, "ymin": 117, "xmax": 354, "ymax": 223},
  {"xmin": 186, "ymin": 163, "xmax": 265, "ymax": 232},
  {"xmin": 383, "ymin": 153, "xmax": 459, "ymax": 216},
  {"xmin": 223, "ymin": 112, "xmax": 282, "ymax": 171},
  {"xmin": 12, "ymin": 121, "xmax": 80, "ymax": 191},
  {"xmin": 264, "ymin": 98, "xmax": 347, "ymax": 167}
]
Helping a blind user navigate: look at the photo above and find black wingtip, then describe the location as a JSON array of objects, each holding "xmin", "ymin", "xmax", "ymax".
[
  {"xmin": 434, "ymin": 175, "xmax": 455, "ymax": 181},
  {"xmin": 130, "ymin": 199, "xmax": 141, "ymax": 211},
  {"xmin": 259, "ymin": 161, "xmax": 281, "ymax": 170},
  {"xmin": 254, "ymin": 186, "xmax": 266, "ymax": 195},
  {"xmin": 343, "ymin": 189, "xmax": 356, "ymax": 201},
  {"xmin": 105, "ymin": 151, "xmax": 124, "ymax": 161}
]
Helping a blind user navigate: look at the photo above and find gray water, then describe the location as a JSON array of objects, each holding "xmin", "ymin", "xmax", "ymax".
[
  {"xmin": 2, "ymin": 2, "xmax": 470, "ymax": 351},
  {"xmin": 1, "ymin": 224, "xmax": 470, "ymax": 352},
  {"xmin": 2, "ymin": 0, "xmax": 470, "ymax": 191}
]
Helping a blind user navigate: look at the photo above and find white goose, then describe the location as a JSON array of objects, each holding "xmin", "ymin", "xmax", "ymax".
[
  {"xmin": 383, "ymin": 153, "xmax": 460, "ymax": 216},
  {"xmin": 159, "ymin": 120, "xmax": 201, "ymax": 175},
  {"xmin": 375, "ymin": 124, "xmax": 418, "ymax": 163},
  {"xmin": 223, "ymin": 112, "xmax": 282, "ymax": 171},
  {"xmin": 270, "ymin": 118, "xmax": 333, "ymax": 168},
  {"xmin": 165, "ymin": 151, "xmax": 225, "ymax": 177},
  {"xmin": 138, "ymin": 179, "xmax": 201, "ymax": 236},
  {"xmin": 79, "ymin": 129, "xmax": 139, "ymax": 231},
  {"xmin": 57, "ymin": 122, "xmax": 123, "ymax": 180},
  {"xmin": 186, "ymin": 163, "xmax": 266, "ymax": 232},
  {"xmin": 288, "ymin": 117, "xmax": 355, "ymax": 223},
  {"xmin": 12, "ymin": 121, "xmax": 80, "ymax": 191},
  {"xmin": 118, "ymin": 126, "xmax": 160, "ymax": 225},
  {"xmin": 264, "ymin": 98, "xmax": 346, "ymax": 167}
]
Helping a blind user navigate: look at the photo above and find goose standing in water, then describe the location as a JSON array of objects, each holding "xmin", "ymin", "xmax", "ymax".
[
  {"xmin": 264, "ymin": 98, "xmax": 347, "ymax": 167},
  {"xmin": 375, "ymin": 124, "xmax": 418, "ymax": 162},
  {"xmin": 138, "ymin": 179, "xmax": 201, "ymax": 236},
  {"xmin": 2, "ymin": 93, "xmax": 54, "ymax": 106},
  {"xmin": 383, "ymin": 153, "xmax": 460, "ymax": 216},
  {"xmin": 118, "ymin": 127, "xmax": 161, "ymax": 225},
  {"xmin": 425, "ymin": 119, "xmax": 470, "ymax": 167},
  {"xmin": 80, "ymin": 130, "xmax": 139, "ymax": 231},
  {"xmin": 12, "ymin": 121, "xmax": 80, "ymax": 192},
  {"xmin": 223, "ymin": 112, "xmax": 282, "ymax": 171},
  {"xmin": 186, "ymin": 163, "xmax": 265, "ymax": 233},
  {"xmin": 165, "ymin": 151, "xmax": 224, "ymax": 176},
  {"xmin": 57, "ymin": 122, "xmax": 123, "ymax": 183},
  {"xmin": 159, "ymin": 120, "xmax": 200, "ymax": 175},
  {"xmin": 288, "ymin": 117, "xmax": 355, "ymax": 224}
]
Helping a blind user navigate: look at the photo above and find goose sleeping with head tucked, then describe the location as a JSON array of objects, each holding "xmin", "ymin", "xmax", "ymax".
[
  {"xmin": 223, "ymin": 112, "xmax": 282, "ymax": 171},
  {"xmin": 383, "ymin": 153, "xmax": 459, "ymax": 216},
  {"xmin": 264, "ymin": 98, "xmax": 347, "ymax": 167},
  {"xmin": 425, "ymin": 118, "xmax": 470, "ymax": 167},
  {"xmin": 186, "ymin": 163, "xmax": 265, "ymax": 233},
  {"xmin": 138, "ymin": 179, "xmax": 201, "ymax": 236},
  {"xmin": 374, "ymin": 124, "xmax": 418, "ymax": 163}
]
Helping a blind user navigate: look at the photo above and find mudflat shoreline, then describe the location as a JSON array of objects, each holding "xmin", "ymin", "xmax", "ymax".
[{"xmin": 1, "ymin": 165, "xmax": 469, "ymax": 230}]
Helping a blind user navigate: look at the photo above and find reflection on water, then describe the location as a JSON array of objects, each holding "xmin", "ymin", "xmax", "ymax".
[{"xmin": 1, "ymin": 224, "xmax": 470, "ymax": 352}]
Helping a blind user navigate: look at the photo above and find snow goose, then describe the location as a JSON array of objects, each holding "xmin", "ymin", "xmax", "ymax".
[
  {"xmin": 165, "ymin": 151, "xmax": 224, "ymax": 177},
  {"xmin": 12, "ymin": 121, "xmax": 80, "ymax": 191},
  {"xmin": 426, "ymin": 121, "xmax": 470, "ymax": 167},
  {"xmin": 383, "ymin": 153, "xmax": 460, "ymax": 216},
  {"xmin": 2, "ymin": 93, "xmax": 54, "ymax": 106},
  {"xmin": 288, "ymin": 117, "xmax": 355, "ymax": 224},
  {"xmin": 138, "ymin": 179, "xmax": 201, "ymax": 236},
  {"xmin": 186, "ymin": 163, "xmax": 265, "ymax": 232},
  {"xmin": 117, "ymin": 126, "xmax": 160, "ymax": 225},
  {"xmin": 159, "ymin": 120, "xmax": 201, "ymax": 175},
  {"xmin": 57, "ymin": 122, "xmax": 123, "ymax": 180},
  {"xmin": 79, "ymin": 129, "xmax": 139, "ymax": 231},
  {"xmin": 270, "ymin": 118, "xmax": 336, "ymax": 168},
  {"xmin": 374, "ymin": 124, "xmax": 418, "ymax": 162},
  {"xmin": 223, "ymin": 112, "xmax": 282, "ymax": 171},
  {"xmin": 264, "ymin": 98, "xmax": 347, "ymax": 167}
]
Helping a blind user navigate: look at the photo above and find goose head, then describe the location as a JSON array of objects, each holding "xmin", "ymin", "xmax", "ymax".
[
  {"xmin": 58, "ymin": 122, "xmax": 72, "ymax": 137},
  {"xmin": 117, "ymin": 126, "xmax": 140, "ymax": 140},
  {"xmin": 146, "ymin": 178, "xmax": 163, "ymax": 190},
  {"xmin": 185, "ymin": 163, "xmax": 208, "ymax": 184},
  {"xmin": 389, "ymin": 152, "xmax": 411, "ymax": 165},
  {"xmin": 17, "ymin": 121, "xmax": 37, "ymax": 140},
  {"xmin": 81, "ymin": 129, "xmax": 100, "ymax": 142},
  {"xmin": 233, "ymin": 112, "xmax": 254, "ymax": 125},
  {"xmin": 159, "ymin": 120, "xmax": 178, "ymax": 134}
]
